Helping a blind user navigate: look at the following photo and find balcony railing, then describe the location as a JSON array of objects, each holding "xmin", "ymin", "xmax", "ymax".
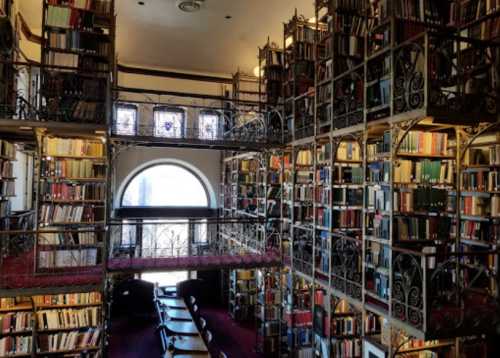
[
  {"xmin": 108, "ymin": 219, "xmax": 281, "ymax": 272},
  {"xmin": 392, "ymin": 246, "xmax": 500, "ymax": 339}
]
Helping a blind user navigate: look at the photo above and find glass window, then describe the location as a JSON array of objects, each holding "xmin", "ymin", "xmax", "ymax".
[
  {"xmin": 115, "ymin": 105, "xmax": 137, "ymax": 136},
  {"xmin": 121, "ymin": 164, "xmax": 209, "ymax": 207},
  {"xmin": 199, "ymin": 111, "xmax": 220, "ymax": 140},
  {"xmin": 154, "ymin": 107, "xmax": 185, "ymax": 138}
]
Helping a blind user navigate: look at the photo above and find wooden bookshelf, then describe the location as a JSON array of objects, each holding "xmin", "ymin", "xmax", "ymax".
[{"xmin": 40, "ymin": 0, "xmax": 115, "ymax": 124}]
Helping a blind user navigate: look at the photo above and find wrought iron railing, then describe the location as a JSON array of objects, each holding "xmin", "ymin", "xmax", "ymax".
[
  {"xmin": 108, "ymin": 219, "xmax": 281, "ymax": 271},
  {"xmin": 392, "ymin": 246, "xmax": 500, "ymax": 338},
  {"xmin": 391, "ymin": 31, "xmax": 500, "ymax": 123}
]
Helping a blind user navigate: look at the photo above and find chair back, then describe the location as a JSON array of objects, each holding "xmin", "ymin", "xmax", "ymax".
[
  {"xmin": 204, "ymin": 329, "xmax": 213, "ymax": 344},
  {"xmin": 199, "ymin": 317, "xmax": 207, "ymax": 330},
  {"xmin": 189, "ymin": 295, "xmax": 196, "ymax": 306},
  {"xmin": 219, "ymin": 352, "xmax": 228, "ymax": 358}
]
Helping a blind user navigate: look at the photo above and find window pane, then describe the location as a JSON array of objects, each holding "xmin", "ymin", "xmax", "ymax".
[
  {"xmin": 142, "ymin": 219, "xmax": 189, "ymax": 257},
  {"xmin": 116, "ymin": 106, "xmax": 137, "ymax": 135},
  {"xmin": 142, "ymin": 271, "xmax": 188, "ymax": 286},
  {"xmin": 122, "ymin": 164, "xmax": 209, "ymax": 207},
  {"xmin": 155, "ymin": 109, "xmax": 184, "ymax": 138},
  {"xmin": 199, "ymin": 113, "xmax": 219, "ymax": 140}
]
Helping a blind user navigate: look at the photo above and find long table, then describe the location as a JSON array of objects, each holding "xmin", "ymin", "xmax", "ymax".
[{"xmin": 156, "ymin": 296, "xmax": 209, "ymax": 356}]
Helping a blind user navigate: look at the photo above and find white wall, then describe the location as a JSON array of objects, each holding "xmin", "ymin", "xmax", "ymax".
[
  {"xmin": 11, "ymin": 150, "xmax": 33, "ymax": 211},
  {"xmin": 112, "ymin": 67, "xmax": 229, "ymax": 211}
]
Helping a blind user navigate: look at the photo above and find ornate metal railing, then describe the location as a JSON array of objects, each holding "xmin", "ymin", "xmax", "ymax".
[
  {"xmin": 331, "ymin": 234, "xmax": 363, "ymax": 301},
  {"xmin": 333, "ymin": 64, "xmax": 364, "ymax": 130},
  {"xmin": 392, "ymin": 31, "xmax": 500, "ymax": 123},
  {"xmin": 392, "ymin": 246, "xmax": 500, "ymax": 338},
  {"xmin": 108, "ymin": 219, "xmax": 281, "ymax": 272}
]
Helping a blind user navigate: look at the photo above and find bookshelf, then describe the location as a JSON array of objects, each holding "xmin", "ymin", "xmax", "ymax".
[
  {"xmin": 284, "ymin": 11, "xmax": 323, "ymax": 141},
  {"xmin": 0, "ymin": 297, "xmax": 34, "ymax": 358},
  {"xmin": 0, "ymin": 139, "xmax": 16, "ymax": 231},
  {"xmin": 229, "ymin": 269, "xmax": 256, "ymax": 322},
  {"xmin": 35, "ymin": 134, "xmax": 107, "ymax": 273},
  {"xmin": 40, "ymin": 0, "xmax": 115, "ymax": 124},
  {"xmin": 283, "ymin": 272, "xmax": 313, "ymax": 358},
  {"xmin": 0, "ymin": 291, "xmax": 103, "ymax": 357},
  {"xmin": 255, "ymin": 267, "xmax": 283, "ymax": 357}
]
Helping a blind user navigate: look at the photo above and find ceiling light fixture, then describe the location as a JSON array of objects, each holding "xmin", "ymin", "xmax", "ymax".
[{"xmin": 177, "ymin": 0, "xmax": 205, "ymax": 13}]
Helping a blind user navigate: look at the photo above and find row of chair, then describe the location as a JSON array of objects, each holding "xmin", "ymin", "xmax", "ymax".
[{"xmin": 155, "ymin": 285, "xmax": 227, "ymax": 358}]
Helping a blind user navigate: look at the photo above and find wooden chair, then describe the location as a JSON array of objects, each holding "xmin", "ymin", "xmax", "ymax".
[
  {"xmin": 199, "ymin": 317, "xmax": 207, "ymax": 331},
  {"xmin": 203, "ymin": 330, "xmax": 213, "ymax": 345}
]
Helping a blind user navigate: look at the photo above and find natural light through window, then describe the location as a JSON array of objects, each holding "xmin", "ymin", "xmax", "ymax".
[
  {"xmin": 142, "ymin": 271, "xmax": 188, "ymax": 287},
  {"xmin": 115, "ymin": 105, "xmax": 137, "ymax": 136},
  {"xmin": 121, "ymin": 164, "xmax": 208, "ymax": 207},
  {"xmin": 154, "ymin": 107, "xmax": 185, "ymax": 138},
  {"xmin": 199, "ymin": 111, "xmax": 219, "ymax": 140}
]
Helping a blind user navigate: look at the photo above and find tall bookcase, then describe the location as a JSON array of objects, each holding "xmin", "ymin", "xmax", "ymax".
[
  {"xmin": 35, "ymin": 133, "xmax": 107, "ymax": 274},
  {"xmin": 0, "ymin": 139, "xmax": 16, "ymax": 230},
  {"xmin": 268, "ymin": 2, "xmax": 500, "ymax": 356},
  {"xmin": 0, "ymin": 291, "xmax": 104, "ymax": 357},
  {"xmin": 40, "ymin": 0, "xmax": 115, "ymax": 124}
]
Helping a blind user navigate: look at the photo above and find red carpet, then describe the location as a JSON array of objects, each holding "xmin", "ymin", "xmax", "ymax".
[
  {"xmin": 200, "ymin": 305, "xmax": 263, "ymax": 358},
  {"xmin": 108, "ymin": 315, "xmax": 162, "ymax": 358},
  {"xmin": 0, "ymin": 249, "xmax": 102, "ymax": 289}
]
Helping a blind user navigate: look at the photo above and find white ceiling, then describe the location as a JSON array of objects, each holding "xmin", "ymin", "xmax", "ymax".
[{"xmin": 20, "ymin": 0, "xmax": 313, "ymax": 75}]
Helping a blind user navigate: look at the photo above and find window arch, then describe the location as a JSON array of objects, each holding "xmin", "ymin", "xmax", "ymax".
[
  {"xmin": 154, "ymin": 106, "xmax": 186, "ymax": 138},
  {"xmin": 121, "ymin": 163, "xmax": 210, "ymax": 207}
]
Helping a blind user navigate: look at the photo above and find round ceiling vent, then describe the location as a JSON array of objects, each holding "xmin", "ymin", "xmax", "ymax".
[{"xmin": 177, "ymin": 0, "xmax": 205, "ymax": 12}]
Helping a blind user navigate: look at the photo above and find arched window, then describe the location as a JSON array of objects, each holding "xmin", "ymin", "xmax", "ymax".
[
  {"xmin": 121, "ymin": 164, "xmax": 209, "ymax": 207},
  {"xmin": 154, "ymin": 106, "xmax": 185, "ymax": 138},
  {"xmin": 117, "ymin": 163, "xmax": 212, "ymax": 286}
]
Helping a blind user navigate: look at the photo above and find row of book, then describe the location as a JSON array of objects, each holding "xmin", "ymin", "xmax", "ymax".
[
  {"xmin": 366, "ymin": 187, "xmax": 391, "ymax": 211},
  {"xmin": 459, "ymin": 0, "xmax": 499, "ymax": 25},
  {"xmin": 394, "ymin": 216, "xmax": 453, "ymax": 241},
  {"xmin": 1, "ymin": 312, "xmax": 33, "ymax": 334},
  {"xmin": 366, "ymin": 270, "xmax": 390, "ymax": 300},
  {"xmin": 294, "ymin": 206, "xmax": 314, "ymax": 223},
  {"xmin": 398, "ymin": 131, "xmax": 450, "ymax": 156},
  {"xmin": 0, "ymin": 336, "xmax": 32, "ymax": 356},
  {"xmin": 46, "ymin": 52, "xmax": 110, "ymax": 71},
  {"xmin": 43, "ymin": 138, "xmax": 104, "ymax": 158},
  {"xmin": 36, "ymin": 307, "xmax": 101, "ymax": 330},
  {"xmin": 394, "ymin": 187, "xmax": 449, "ymax": 213},
  {"xmin": 37, "ymin": 327, "xmax": 101, "ymax": 353},
  {"xmin": 44, "ymin": 72, "xmax": 107, "ymax": 100},
  {"xmin": 40, "ymin": 204, "xmax": 104, "ymax": 224},
  {"xmin": 48, "ymin": 0, "xmax": 113, "ymax": 15},
  {"xmin": 256, "ymin": 305, "xmax": 280, "ymax": 321},
  {"xmin": 366, "ymin": 242, "xmax": 391, "ymax": 269},
  {"xmin": 333, "ymin": 166, "xmax": 363, "ymax": 184},
  {"xmin": 333, "ymin": 209, "xmax": 362, "ymax": 229},
  {"xmin": 295, "ymin": 186, "xmax": 313, "ymax": 202},
  {"xmin": 316, "ymin": 207, "xmax": 331, "ymax": 228},
  {"xmin": 331, "ymin": 338, "xmax": 362, "ymax": 357},
  {"xmin": 394, "ymin": 159, "xmax": 455, "ymax": 184},
  {"xmin": 38, "ymin": 248, "xmax": 99, "ymax": 268},
  {"xmin": 296, "ymin": 170, "xmax": 314, "ymax": 184},
  {"xmin": 46, "ymin": 4, "xmax": 109, "ymax": 30},
  {"xmin": 0, "ymin": 140, "xmax": 15, "ymax": 159},
  {"xmin": 0, "ymin": 160, "xmax": 13, "ymax": 178},
  {"xmin": 41, "ymin": 159, "xmax": 106, "ymax": 179},
  {"xmin": 367, "ymin": 132, "xmax": 391, "ymax": 159},
  {"xmin": 331, "ymin": 316, "xmax": 360, "ymax": 336},
  {"xmin": 33, "ymin": 293, "xmax": 101, "ymax": 307},
  {"xmin": 462, "ymin": 169, "xmax": 499, "ymax": 191},
  {"xmin": 39, "ymin": 228, "xmax": 100, "ymax": 245},
  {"xmin": 48, "ymin": 30, "xmax": 111, "ymax": 56},
  {"xmin": 461, "ymin": 195, "xmax": 500, "ymax": 216},
  {"xmin": 41, "ymin": 182, "xmax": 106, "ymax": 201},
  {"xmin": 47, "ymin": 98, "xmax": 107, "ymax": 123},
  {"xmin": 0, "ymin": 180, "xmax": 14, "ymax": 197},
  {"xmin": 296, "ymin": 150, "xmax": 313, "ymax": 166},
  {"xmin": 332, "ymin": 187, "xmax": 363, "ymax": 206}
]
